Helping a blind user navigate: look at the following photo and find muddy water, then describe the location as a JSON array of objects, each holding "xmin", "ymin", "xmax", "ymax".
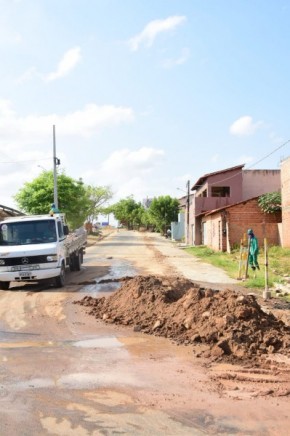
[
  {"xmin": 0, "ymin": 313, "xmax": 206, "ymax": 434},
  {"xmin": 0, "ymin": 230, "xmax": 289, "ymax": 435}
]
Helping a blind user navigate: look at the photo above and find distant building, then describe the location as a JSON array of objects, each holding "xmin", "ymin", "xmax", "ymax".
[
  {"xmin": 142, "ymin": 198, "xmax": 153, "ymax": 209},
  {"xmin": 171, "ymin": 212, "xmax": 185, "ymax": 241}
]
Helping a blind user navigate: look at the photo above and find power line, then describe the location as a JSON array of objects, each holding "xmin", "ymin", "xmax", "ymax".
[
  {"xmin": 0, "ymin": 157, "xmax": 51, "ymax": 164},
  {"xmin": 247, "ymin": 139, "xmax": 290, "ymax": 169},
  {"xmin": 192, "ymin": 139, "xmax": 290, "ymax": 190}
]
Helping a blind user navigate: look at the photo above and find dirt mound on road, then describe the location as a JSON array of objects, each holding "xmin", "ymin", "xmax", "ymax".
[{"xmin": 76, "ymin": 275, "xmax": 290, "ymax": 361}]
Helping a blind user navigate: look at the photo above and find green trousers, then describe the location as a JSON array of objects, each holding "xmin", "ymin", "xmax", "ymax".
[{"xmin": 249, "ymin": 252, "xmax": 259, "ymax": 269}]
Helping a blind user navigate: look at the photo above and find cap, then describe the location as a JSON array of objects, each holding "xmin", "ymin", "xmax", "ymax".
[{"xmin": 247, "ymin": 228, "xmax": 253, "ymax": 235}]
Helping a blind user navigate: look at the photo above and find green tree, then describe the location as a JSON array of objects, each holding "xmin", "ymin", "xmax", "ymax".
[
  {"xmin": 148, "ymin": 195, "xmax": 179, "ymax": 233},
  {"xmin": 85, "ymin": 185, "xmax": 113, "ymax": 223},
  {"xmin": 258, "ymin": 191, "xmax": 281, "ymax": 214},
  {"xmin": 110, "ymin": 197, "xmax": 144, "ymax": 229},
  {"xmin": 14, "ymin": 170, "xmax": 91, "ymax": 230}
]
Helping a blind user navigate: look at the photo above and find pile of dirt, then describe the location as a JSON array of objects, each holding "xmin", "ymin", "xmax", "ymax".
[{"xmin": 75, "ymin": 275, "xmax": 290, "ymax": 361}]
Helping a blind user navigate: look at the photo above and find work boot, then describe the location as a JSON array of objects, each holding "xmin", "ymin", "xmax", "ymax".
[
  {"xmin": 251, "ymin": 266, "xmax": 256, "ymax": 271},
  {"xmin": 256, "ymin": 264, "xmax": 260, "ymax": 270}
]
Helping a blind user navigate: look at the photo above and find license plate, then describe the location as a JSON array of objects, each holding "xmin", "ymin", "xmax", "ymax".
[
  {"xmin": 20, "ymin": 272, "xmax": 31, "ymax": 278},
  {"xmin": 11, "ymin": 265, "xmax": 40, "ymax": 272}
]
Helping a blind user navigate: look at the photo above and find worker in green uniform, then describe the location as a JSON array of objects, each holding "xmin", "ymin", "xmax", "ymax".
[{"xmin": 248, "ymin": 229, "xmax": 260, "ymax": 271}]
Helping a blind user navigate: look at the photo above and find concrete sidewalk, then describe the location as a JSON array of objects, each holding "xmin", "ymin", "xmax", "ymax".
[{"xmin": 148, "ymin": 232, "xmax": 238, "ymax": 285}]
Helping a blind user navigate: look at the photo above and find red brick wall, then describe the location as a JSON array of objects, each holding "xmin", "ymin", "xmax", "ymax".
[
  {"xmin": 228, "ymin": 198, "xmax": 281, "ymax": 249},
  {"xmin": 281, "ymin": 157, "xmax": 290, "ymax": 247},
  {"xmin": 204, "ymin": 197, "xmax": 281, "ymax": 251}
]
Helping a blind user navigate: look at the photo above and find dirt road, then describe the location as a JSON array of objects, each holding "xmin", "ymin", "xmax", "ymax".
[{"xmin": 0, "ymin": 229, "xmax": 289, "ymax": 435}]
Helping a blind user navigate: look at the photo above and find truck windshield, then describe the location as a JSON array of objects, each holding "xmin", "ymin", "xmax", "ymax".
[{"xmin": 0, "ymin": 220, "xmax": 57, "ymax": 246}]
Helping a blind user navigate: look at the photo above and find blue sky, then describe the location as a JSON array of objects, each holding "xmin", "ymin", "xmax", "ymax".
[{"xmin": 1, "ymin": 0, "xmax": 290, "ymax": 210}]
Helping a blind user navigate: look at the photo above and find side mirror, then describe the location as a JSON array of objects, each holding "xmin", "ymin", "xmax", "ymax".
[{"xmin": 63, "ymin": 225, "xmax": 69, "ymax": 235}]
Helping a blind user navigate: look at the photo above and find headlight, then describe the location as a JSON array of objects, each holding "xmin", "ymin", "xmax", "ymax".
[
  {"xmin": 47, "ymin": 255, "xmax": 58, "ymax": 262},
  {"xmin": 0, "ymin": 259, "xmax": 5, "ymax": 265}
]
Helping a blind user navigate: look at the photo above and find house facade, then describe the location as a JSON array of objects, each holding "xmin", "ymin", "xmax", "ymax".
[
  {"xmin": 281, "ymin": 156, "xmax": 290, "ymax": 248},
  {"xmin": 186, "ymin": 164, "xmax": 281, "ymax": 246},
  {"xmin": 201, "ymin": 197, "xmax": 281, "ymax": 252},
  {"xmin": 176, "ymin": 193, "xmax": 195, "ymax": 243}
]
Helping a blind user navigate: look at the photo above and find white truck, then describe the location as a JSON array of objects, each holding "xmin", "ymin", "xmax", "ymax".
[{"xmin": 0, "ymin": 214, "xmax": 87, "ymax": 290}]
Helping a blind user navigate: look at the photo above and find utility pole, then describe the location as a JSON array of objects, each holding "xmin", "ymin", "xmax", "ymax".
[
  {"xmin": 186, "ymin": 180, "xmax": 190, "ymax": 245},
  {"xmin": 53, "ymin": 125, "xmax": 60, "ymax": 208}
]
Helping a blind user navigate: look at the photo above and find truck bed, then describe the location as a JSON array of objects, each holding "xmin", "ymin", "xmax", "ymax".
[{"xmin": 64, "ymin": 228, "xmax": 87, "ymax": 256}]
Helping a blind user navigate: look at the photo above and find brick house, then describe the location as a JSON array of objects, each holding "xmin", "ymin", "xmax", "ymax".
[
  {"xmin": 186, "ymin": 164, "xmax": 281, "ymax": 246},
  {"xmin": 281, "ymin": 156, "xmax": 290, "ymax": 247},
  {"xmin": 200, "ymin": 197, "xmax": 281, "ymax": 252}
]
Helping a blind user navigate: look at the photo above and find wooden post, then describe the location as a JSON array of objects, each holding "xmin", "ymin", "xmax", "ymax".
[
  {"xmin": 263, "ymin": 238, "xmax": 271, "ymax": 300},
  {"xmin": 243, "ymin": 234, "xmax": 250, "ymax": 280},
  {"xmin": 237, "ymin": 238, "xmax": 243, "ymax": 279}
]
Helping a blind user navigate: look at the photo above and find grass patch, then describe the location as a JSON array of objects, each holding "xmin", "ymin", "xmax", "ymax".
[{"xmin": 185, "ymin": 245, "xmax": 290, "ymax": 289}]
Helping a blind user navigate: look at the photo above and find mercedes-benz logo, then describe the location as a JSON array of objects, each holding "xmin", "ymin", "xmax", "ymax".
[{"xmin": 21, "ymin": 257, "xmax": 29, "ymax": 264}]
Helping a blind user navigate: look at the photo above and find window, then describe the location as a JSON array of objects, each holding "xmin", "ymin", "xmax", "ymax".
[
  {"xmin": 197, "ymin": 189, "xmax": 207, "ymax": 198},
  {"xmin": 57, "ymin": 221, "xmax": 64, "ymax": 239},
  {"xmin": 0, "ymin": 220, "xmax": 57, "ymax": 245},
  {"xmin": 211, "ymin": 186, "xmax": 230, "ymax": 197}
]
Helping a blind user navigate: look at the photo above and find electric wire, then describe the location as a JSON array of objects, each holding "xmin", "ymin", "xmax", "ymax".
[
  {"xmin": 0, "ymin": 157, "xmax": 51, "ymax": 164},
  {"xmin": 192, "ymin": 139, "xmax": 290, "ymax": 190}
]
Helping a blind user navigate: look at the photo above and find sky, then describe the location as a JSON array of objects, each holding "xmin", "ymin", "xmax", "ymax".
[{"xmin": 1, "ymin": 0, "xmax": 290, "ymax": 211}]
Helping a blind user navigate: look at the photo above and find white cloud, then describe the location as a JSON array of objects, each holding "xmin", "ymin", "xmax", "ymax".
[
  {"xmin": 0, "ymin": 99, "xmax": 15, "ymax": 117},
  {"xmin": 0, "ymin": 99, "xmax": 134, "ymax": 141},
  {"xmin": 16, "ymin": 47, "xmax": 81, "ymax": 84},
  {"xmin": 128, "ymin": 16, "xmax": 186, "ymax": 51},
  {"xmin": 16, "ymin": 67, "xmax": 40, "ymax": 84},
  {"xmin": 0, "ymin": 25, "xmax": 22, "ymax": 45},
  {"xmin": 82, "ymin": 147, "xmax": 165, "ymax": 201},
  {"xmin": 0, "ymin": 154, "xmax": 51, "ymax": 209},
  {"xmin": 44, "ymin": 46, "xmax": 82, "ymax": 81},
  {"xmin": 100, "ymin": 147, "xmax": 164, "ymax": 177},
  {"xmin": 229, "ymin": 116, "xmax": 263, "ymax": 136},
  {"xmin": 0, "ymin": 100, "xmax": 135, "ymax": 208},
  {"xmin": 162, "ymin": 47, "xmax": 190, "ymax": 68}
]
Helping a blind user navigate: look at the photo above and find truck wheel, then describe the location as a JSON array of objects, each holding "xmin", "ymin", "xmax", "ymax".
[
  {"xmin": 0, "ymin": 281, "xmax": 10, "ymax": 290},
  {"xmin": 69, "ymin": 257, "xmax": 75, "ymax": 272},
  {"xmin": 55, "ymin": 264, "xmax": 65, "ymax": 288},
  {"xmin": 74, "ymin": 252, "xmax": 82, "ymax": 271}
]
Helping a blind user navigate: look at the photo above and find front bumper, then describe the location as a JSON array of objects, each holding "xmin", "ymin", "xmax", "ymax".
[{"xmin": 0, "ymin": 266, "xmax": 61, "ymax": 282}]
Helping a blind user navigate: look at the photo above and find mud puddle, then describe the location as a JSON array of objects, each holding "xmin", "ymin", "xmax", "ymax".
[
  {"xmin": 80, "ymin": 258, "xmax": 136, "ymax": 296},
  {"xmin": 72, "ymin": 336, "xmax": 123, "ymax": 348},
  {"xmin": 0, "ymin": 334, "xmax": 126, "ymax": 351}
]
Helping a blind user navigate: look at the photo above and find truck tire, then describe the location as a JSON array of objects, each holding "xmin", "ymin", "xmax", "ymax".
[
  {"xmin": 0, "ymin": 281, "xmax": 10, "ymax": 290},
  {"xmin": 54, "ymin": 264, "xmax": 65, "ymax": 288},
  {"xmin": 74, "ymin": 251, "xmax": 82, "ymax": 271},
  {"xmin": 69, "ymin": 257, "xmax": 76, "ymax": 272}
]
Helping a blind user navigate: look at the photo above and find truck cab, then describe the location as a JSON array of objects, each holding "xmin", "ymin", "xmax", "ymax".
[{"xmin": 0, "ymin": 214, "xmax": 78, "ymax": 289}]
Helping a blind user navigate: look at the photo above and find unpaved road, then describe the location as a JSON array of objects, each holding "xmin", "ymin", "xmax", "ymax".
[{"xmin": 0, "ymin": 229, "xmax": 289, "ymax": 435}]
